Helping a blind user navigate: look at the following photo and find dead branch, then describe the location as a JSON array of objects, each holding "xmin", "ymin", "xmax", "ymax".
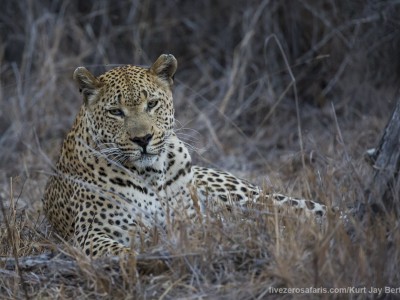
[
  {"xmin": 0, "ymin": 250, "xmax": 175, "ymax": 281},
  {"xmin": 364, "ymin": 97, "xmax": 400, "ymax": 216}
]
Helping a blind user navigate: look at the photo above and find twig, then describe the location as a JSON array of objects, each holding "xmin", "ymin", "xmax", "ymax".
[
  {"xmin": 0, "ymin": 178, "xmax": 30, "ymax": 300},
  {"xmin": 264, "ymin": 34, "xmax": 306, "ymax": 173}
]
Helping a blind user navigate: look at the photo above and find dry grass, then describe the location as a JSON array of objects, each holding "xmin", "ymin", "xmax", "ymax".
[{"xmin": 1, "ymin": 0, "xmax": 400, "ymax": 299}]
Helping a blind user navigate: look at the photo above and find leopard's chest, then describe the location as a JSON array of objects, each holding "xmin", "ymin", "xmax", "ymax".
[{"xmin": 91, "ymin": 166, "xmax": 194, "ymax": 226}]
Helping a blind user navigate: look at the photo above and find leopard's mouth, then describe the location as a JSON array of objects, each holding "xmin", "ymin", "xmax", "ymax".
[
  {"xmin": 96, "ymin": 141, "xmax": 162, "ymax": 168},
  {"xmin": 136, "ymin": 152, "xmax": 157, "ymax": 160}
]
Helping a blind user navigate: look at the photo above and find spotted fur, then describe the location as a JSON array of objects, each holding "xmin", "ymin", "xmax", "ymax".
[
  {"xmin": 43, "ymin": 54, "xmax": 326, "ymax": 257},
  {"xmin": 192, "ymin": 167, "xmax": 326, "ymax": 217}
]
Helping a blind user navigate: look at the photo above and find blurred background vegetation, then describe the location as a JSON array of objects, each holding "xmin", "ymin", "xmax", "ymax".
[
  {"xmin": 1, "ymin": 0, "xmax": 400, "ymax": 198},
  {"xmin": 1, "ymin": 1, "xmax": 400, "ymax": 298}
]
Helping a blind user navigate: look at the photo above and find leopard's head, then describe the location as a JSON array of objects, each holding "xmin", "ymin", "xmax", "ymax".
[{"xmin": 73, "ymin": 54, "xmax": 177, "ymax": 169}]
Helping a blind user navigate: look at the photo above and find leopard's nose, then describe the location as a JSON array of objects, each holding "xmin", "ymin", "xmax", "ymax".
[{"xmin": 131, "ymin": 134, "xmax": 153, "ymax": 149}]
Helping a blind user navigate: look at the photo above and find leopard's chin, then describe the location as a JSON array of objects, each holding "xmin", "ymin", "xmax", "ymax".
[{"xmin": 133, "ymin": 154, "xmax": 158, "ymax": 169}]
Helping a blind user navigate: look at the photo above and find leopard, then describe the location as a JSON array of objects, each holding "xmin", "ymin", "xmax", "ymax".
[{"xmin": 42, "ymin": 54, "xmax": 327, "ymax": 257}]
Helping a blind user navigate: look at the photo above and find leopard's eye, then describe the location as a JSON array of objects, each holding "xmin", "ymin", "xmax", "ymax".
[
  {"xmin": 147, "ymin": 100, "xmax": 158, "ymax": 109},
  {"xmin": 108, "ymin": 109, "xmax": 125, "ymax": 117}
]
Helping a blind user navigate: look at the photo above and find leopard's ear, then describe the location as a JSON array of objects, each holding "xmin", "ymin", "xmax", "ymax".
[
  {"xmin": 73, "ymin": 67, "xmax": 103, "ymax": 104},
  {"xmin": 149, "ymin": 54, "xmax": 177, "ymax": 86}
]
